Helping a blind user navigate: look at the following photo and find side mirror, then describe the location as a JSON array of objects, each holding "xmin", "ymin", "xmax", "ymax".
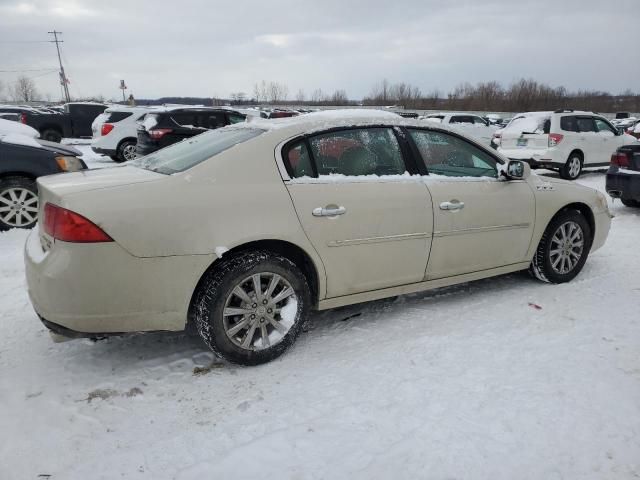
[{"xmin": 502, "ymin": 160, "xmax": 530, "ymax": 180}]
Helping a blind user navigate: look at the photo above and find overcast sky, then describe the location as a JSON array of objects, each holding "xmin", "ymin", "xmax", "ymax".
[{"xmin": 1, "ymin": 0, "xmax": 638, "ymax": 101}]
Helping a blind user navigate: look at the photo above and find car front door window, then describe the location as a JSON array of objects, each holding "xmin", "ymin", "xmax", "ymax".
[{"xmin": 408, "ymin": 129, "xmax": 498, "ymax": 178}]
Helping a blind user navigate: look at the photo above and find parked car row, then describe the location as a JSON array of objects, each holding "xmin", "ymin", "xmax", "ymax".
[
  {"xmin": 1, "ymin": 102, "xmax": 107, "ymax": 142},
  {"xmin": 420, "ymin": 113, "xmax": 499, "ymax": 147}
]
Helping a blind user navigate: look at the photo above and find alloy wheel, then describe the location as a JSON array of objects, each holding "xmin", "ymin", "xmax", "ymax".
[
  {"xmin": 222, "ymin": 272, "xmax": 298, "ymax": 351},
  {"xmin": 568, "ymin": 157, "xmax": 581, "ymax": 178},
  {"xmin": 549, "ymin": 221, "xmax": 584, "ymax": 274},
  {"xmin": 122, "ymin": 144, "xmax": 137, "ymax": 161},
  {"xmin": 0, "ymin": 187, "xmax": 38, "ymax": 227}
]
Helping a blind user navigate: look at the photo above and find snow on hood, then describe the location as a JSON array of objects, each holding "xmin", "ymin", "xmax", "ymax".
[
  {"xmin": 0, "ymin": 118, "xmax": 39, "ymax": 138},
  {"xmin": 0, "ymin": 133, "xmax": 42, "ymax": 148}
]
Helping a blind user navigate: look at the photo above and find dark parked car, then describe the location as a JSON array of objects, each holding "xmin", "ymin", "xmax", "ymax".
[
  {"xmin": 136, "ymin": 107, "xmax": 246, "ymax": 156},
  {"xmin": 0, "ymin": 135, "xmax": 86, "ymax": 230},
  {"xmin": 606, "ymin": 144, "xmax": 640, "ymax": 208},
  {"xmin": 11, "ymin": 102, "xmax": 107, "ymax": 143}
]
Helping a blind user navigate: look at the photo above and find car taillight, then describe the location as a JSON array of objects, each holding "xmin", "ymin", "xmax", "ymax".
[
  {"xmin": 149, "ymin": 128, "xmax": 173, "ymax": 140},
  {"xmin": 101, "ymin": 123, "xmax": 114, "ymax": 136},
  {"xmin": 548, "ymin": 133, "xmax": 564, "ymax": 147},
  {"xmin": 43, "ymin": 203, "xmax": 113, "ymax": 243},
  {"xmin": 20, "ymin": 113, "xmax": 27, "ymax": 124},
  {"xmin": 611, "ymin": 152, "xmax": 630, "ymax": 168}
]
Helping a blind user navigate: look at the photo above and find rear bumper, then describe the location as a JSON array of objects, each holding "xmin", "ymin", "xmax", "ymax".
[
  {"xmin": 606, "ymin": 168, "xmax": 640, "ymax": 201},
  {"xmin": 91, "ymin": 146, "xmax": 116, "ymax": 156},
  {"xmin": 499, "ymin": 148, "xmax": 563, "ymax": 169},
  {"xmin": 24, "ymin": 228, "xmax": 214, "ymax": 335}
]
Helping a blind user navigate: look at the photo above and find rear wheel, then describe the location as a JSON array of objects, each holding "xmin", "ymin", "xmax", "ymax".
[
  {"xmin": 41, "ymin": 128, "xmax": 62, "ymax": 143},
  {"xmin": 560, "ymin": 153, "xmax": 582, "ymax": 180},
  {"xmin": 621, "ymin": 198, "xmax": 640, "ymax": 208},
  {"xmin": 116, "ymin": 140, "xmax": 137, "ymax": 163},
  {"xmin": 193, "ymin": 251, "xmax": 311, "ymax": 365},
  {"xmin": 529, "ymin": 209, "xmax": 592, "ymax": 283},
  {"xmin": 0, "ymin": 176, "xmax": 38, "ymax": 231}
]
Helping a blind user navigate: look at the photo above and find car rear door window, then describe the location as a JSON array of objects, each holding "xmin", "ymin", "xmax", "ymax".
[
  {"xmin": 105, "ymin": 111, "xmax": 132, "ymax": 123},
  {"xmin": 203, "ymin": 112, "xmax": 226, "ymax": 129},
  {"xmin": 408, "ymin": 129, "xmax": 498, "ymax": 178},
  {"xmin": 171, "ymin": 113, "xmax": 199, "ymax": 128},
  {"xmin": 560, "ymin": 116, "xmax": 578, "ymax": 132},
  {"xmin": 308, "ymin": 128, "xmax": 406, "ymax": 177},
  {"xmin": 450, "ymin": 115, "xmax": 474, "ymax": 124},
  {"xmin": 576, "ymin": 117, "xmax": 597, "ymax": 132},
  {"xmin": 285, "ymin": 141, "xmax": 315, "ymax": 178}
]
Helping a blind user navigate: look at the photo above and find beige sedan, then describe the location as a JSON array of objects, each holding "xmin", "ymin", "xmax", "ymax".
[{"xmin": 25, "ymin": 111, "xmax": 612, "ymax": 365}]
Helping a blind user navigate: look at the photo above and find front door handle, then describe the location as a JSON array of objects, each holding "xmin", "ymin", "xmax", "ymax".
[
  {"xmin": 439, "ymin": 200, "xmax": 465, "ymax": 211},
  {"xmin": 313, "ymin": 206, "xmax": 346, "ymax": 217}
]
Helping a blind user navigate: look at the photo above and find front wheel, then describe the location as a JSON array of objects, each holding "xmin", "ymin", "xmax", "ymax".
[
  {"xmin": 0, "ymin": 176, "xmax": 39, "ymax": 231},
  {"xmin": 529, "ymin": 209, "xmax": 592, "ymax": 283},
  {"xmin": 560, "ymin": 154, "xmax": 582, "ymax": 180},
  {"xmin": 193, "ymin": 251, "xmax": 311, "ymax": 365},
  {"xmin": 40, "ymin": 128, "xmax": 62, "ymax": 143}
]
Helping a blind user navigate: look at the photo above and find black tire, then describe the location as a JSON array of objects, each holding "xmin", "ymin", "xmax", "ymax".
[
  {"xmin": 529, "ymin": 209, "xmax": 592, "ymax": 284},
  {"xmin": 559, "ymin": 153, "xmax": 582, "ymax": 180},
  {"xmin": 621, "ymin": 198, "xmax": 640, "ymax": 208},
  {"xmin": 193, "ymin": 250, "xmax": 311, "ymax": 365},
  {"xmin": 116, "ymin": 140, "xmax": 137, "ymax": 163},
  {"xmin": 0, "ymin": 176, "xmax": 38, "ymax": 231},
  {"xmin": 40, "ymin": 128, "xmax": 62, "ymax": 143}
]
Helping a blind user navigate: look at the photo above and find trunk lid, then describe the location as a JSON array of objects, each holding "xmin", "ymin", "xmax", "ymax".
[{"xmin": 500, "ymin": 113, "xmax": 551, "ymax": 150}]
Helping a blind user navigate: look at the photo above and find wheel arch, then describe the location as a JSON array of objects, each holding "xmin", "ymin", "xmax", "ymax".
[
  {"xmin": 116, "ymin": 137, "xmax": 137, "ymax": 151},
  {"xmin": 551, "ymin": 202, "xmax": 595, "ymax": 239},
  {"xmin": 39, "ymin": 124, "xmax": 63, "ymax": 135},
  {"xmin": 0, "ymin": 171, "xmax": 37, "ymax": 182},
  {"xmin": 568, "ymin": 149, "xmax": 584, "ymax": 163},
  {"xmin": 186, "ymin": 239, "xmax": 322, "ymax": 329}
]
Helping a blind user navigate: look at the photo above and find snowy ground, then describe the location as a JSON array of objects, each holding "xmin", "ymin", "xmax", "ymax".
[{"xmin": 1, "ymin": 147, "xmax": 639, "ymax": 479}]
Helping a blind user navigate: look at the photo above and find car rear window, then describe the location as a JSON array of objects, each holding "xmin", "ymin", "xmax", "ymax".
[
  {"xmin": 105, "ymin": 111, "xmax": 133, "ymax": 123},
  {"xmin": 131, "ymin": 127, "xmax": 264, "ymax": 174},
  {"xmin": 503, "ymin": 114, "xmax": 551, "ymax": 135}
]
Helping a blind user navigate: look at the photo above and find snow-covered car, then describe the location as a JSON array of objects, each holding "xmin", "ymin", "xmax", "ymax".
[
  {"xmin": 91, "ymin": 106, "xmax": 153, "ymax": 162},
  {"xmin": 421, "ymin": 113, "xmax": 498, "ymax": 146},
  {"xmin": 25, "ymin": 110, "xmax": 611, "ymax": 365},
  {"xmin": 498, "ymin": 110, "xmax": 638, "ymax": 180},
  {"xmin": 0, "ymin": 133, "xmax": 85, "ymax": 230},
  {"xmin": 0, "ymin": 118, "xmax": 39, "ymax": 138}
]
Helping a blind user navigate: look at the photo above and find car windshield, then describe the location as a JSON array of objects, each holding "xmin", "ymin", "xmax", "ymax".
[{"xmin": 131, "ymin": 127, "xmax": 264, "ymax": 174}]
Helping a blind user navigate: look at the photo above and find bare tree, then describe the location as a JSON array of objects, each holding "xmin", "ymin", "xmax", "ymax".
[
  {"xmin": 311, "ymin": 88, "xmax": 325, "ymax": 103},
  {"xmin": 0, "ymin": 79, "xmax": 4, "ymax": 100},
  {"xmin": 12, "ymin": 75, "xmax": 38, "ymax": 102},
  {"xmin": 295, "ymin": 89, "xmax": 305, "ymax": 102},
  {"xmin": 330, "ymin": 89, "xmax": 349, "ymax": 105}
]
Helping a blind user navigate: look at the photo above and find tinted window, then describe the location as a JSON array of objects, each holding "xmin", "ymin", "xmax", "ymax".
[
  {"xmin": 560, "ymin": 116, "xmax": 578, "ymax": 132},
  {"xmin": 576, "ymin": 117, "xmax": 596, "ymax": 132},
  {"xmin": 105, "ymin": 111, "xmax": 132, "ymax": 123},
  {"xmin": 227, "ymin": 113, "xmax": 246, "ymax": 124},
  {"xmin": 203, "ymin": 112, "xmax": 225, "ymax": 129},
  {"xmin": 409, "ymin": 129, "xmax": 498, "ymax": 178},
  {"xmin": 473, "ymin": 116, "xmax": 488, "ymax": 125},
  {"xmin": 450, "ymin": 115, "xmax": 474, "ymax": 124},
  {"xmin": 594, "ymin": 118, "xmax": 616, "ymax": 134},
  {"xmin": 131, "ymin": 128, "xmax": 264, "ymax": 174},
  {"xmin": 308, "ymin": 128, "xmax": 406, "ymax": 177},
  {"xmin": 285, "ymin": 141, "xmax": 314, "ymax": 178},
  {"xmin": 170, "ymin": 113, "xmax": 199, "ymax": 127}
]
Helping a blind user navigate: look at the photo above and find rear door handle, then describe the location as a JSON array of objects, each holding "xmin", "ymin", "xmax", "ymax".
[
  {"xmin": 439, "ymin": 200, "xmax": 465, "ymax": 211},
  {"xmin": 313, "ymin": 206, "xmax": 346, "ymax": 217}
]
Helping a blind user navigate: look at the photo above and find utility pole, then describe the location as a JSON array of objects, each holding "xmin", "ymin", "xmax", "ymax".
[{"xmin": 48, "ymin": 30, "xmax": 71, "ymax": 103}]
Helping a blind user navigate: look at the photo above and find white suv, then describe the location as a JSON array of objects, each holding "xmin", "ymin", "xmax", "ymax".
[
  {"xmin": 499, "ymin": 110, "xmax": 638, "ymax": 180},
  {"xmin": 421, "ymin": 113, "xmax": 498, "ymax": 147},
  {"xmin": 91, "ymin": 106, "xmax": 154, "ymax": 162}
]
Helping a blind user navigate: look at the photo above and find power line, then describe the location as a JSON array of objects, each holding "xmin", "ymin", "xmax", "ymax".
[
  {"xmin": 0, "ymin": 68, "xmax": 58, "ymax": 73},
  {"xmin": 0, "ymin": 40, "xmax": 50, "ymax": 44}
]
